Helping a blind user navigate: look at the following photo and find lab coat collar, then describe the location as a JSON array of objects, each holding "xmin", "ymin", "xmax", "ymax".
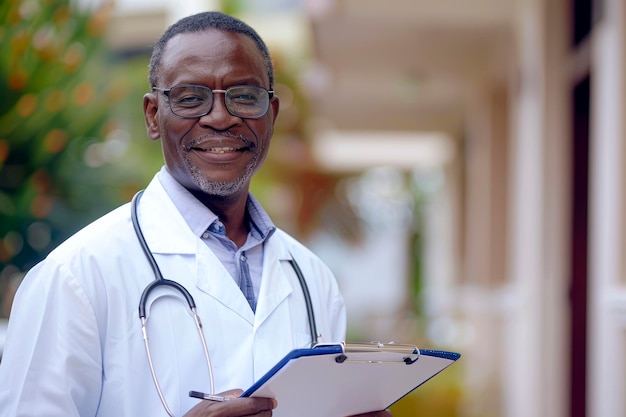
[
  {"xmin": 137, "ymin": 174, "xmax": 297, "ymax": 327},
  {"xmin": 136, "ymin": 175, "xmax": 197, "ymax": 255}
]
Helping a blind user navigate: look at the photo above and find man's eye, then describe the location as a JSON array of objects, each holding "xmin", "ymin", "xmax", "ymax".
[
  {"xmin": 230, "ymin": 93, "xmax": 258, "ymax": 104},
  {"xmin": 175, "ymin": 95, "xmax": 205, "ymax": 106}
]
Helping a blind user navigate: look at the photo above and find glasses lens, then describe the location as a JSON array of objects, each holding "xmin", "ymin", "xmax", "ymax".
[
  {"xmin": 225, "ymin": 86, "xmax": 270, "ymax": 119},
  {"xmin": 164, "ymin": 85, "xmax": 271, "ymax": 118},
  {"xmin": 168, "ymin": 86, "xmax": 213, "ymax": 118}
]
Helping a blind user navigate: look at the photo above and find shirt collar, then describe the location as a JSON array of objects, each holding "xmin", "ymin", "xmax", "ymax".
[{"xmin": 157, "ymin": 167, "xmax": 276, "ymax": 241}]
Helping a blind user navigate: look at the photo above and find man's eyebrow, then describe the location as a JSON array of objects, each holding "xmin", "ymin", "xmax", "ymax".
[{"xmin": 223, "ymin": 76, "xmax": 269, "ymax": 87}]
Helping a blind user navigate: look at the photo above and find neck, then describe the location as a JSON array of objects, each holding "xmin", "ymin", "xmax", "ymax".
[{"xmin": 190, "ymin": 189, "xmax": 250, "ymax": 248}]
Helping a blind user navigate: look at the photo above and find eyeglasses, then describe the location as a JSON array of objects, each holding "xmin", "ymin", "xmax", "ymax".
[{"xmin": 152, "ymin": 84, "xmax": 274, "ymax": 119}]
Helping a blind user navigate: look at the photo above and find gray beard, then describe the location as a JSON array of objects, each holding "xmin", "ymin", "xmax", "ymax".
[{"xmin": 187, "ymin": 153, "xmax": 258, "ymax": 196}]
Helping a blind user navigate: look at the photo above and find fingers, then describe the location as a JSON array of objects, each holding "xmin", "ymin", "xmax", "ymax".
[
  {"xmin": 217, "ymin": 388, "xmax": 244, "ymax": 399},
  {"xmin": 214, "ymin": 389, "xmax": 277, "ymax": 414},
  {"xmin": 186, "ymin": 393, "xmax": 277, "ymax": 417}
]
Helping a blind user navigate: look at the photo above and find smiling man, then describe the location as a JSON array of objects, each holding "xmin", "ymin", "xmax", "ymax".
[{"xmin": 0, "ymin": 11, "xmax": 391, "ymax": 417}]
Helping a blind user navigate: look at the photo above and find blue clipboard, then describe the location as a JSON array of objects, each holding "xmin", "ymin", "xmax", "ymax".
[{"xmin": 241, "ymin": 342, "xmax": 460, "ymax": 417}]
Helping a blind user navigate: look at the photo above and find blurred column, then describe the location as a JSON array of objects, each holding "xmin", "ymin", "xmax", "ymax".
[
  {"xmin": 587, "ymin": 0, "xmax": 626, "ymax": 415},
  {"xmin": 459, "ymin": 81, "xmax": 511, "ymax": 417},
  {"xmin": 501, "ymin": 0, "xmax": 570, "ymax": 416}
]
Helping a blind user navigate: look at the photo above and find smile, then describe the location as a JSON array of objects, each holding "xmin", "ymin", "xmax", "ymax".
[
  {"xmin": 193, "ymin": 146, "xmax": 243, "ymax": 153},
  {"xmin": 185, "ymin": 134, "xmax": 256, "ymax": 154}
]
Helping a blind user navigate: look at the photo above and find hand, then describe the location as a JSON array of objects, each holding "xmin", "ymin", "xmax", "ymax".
[
  {"xmin": 183, "ymin": 389, "xmax": 278, "ymax": 417},
  {"xmin": 348, "ymin": 410, "xmax": 393, "ymax": 417}
]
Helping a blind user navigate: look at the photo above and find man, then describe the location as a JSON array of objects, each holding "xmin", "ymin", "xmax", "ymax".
[{"xmin": 0, "ymin": 11, "xmax": 391, "ymax": 417}]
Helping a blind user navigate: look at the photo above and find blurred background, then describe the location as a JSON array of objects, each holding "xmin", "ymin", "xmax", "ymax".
[{"xmin": 1, "ymin": 0, "xmax": 625, "ymax": 416}]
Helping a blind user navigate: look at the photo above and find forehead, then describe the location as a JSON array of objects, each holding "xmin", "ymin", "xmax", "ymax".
[{"xmin": 159, "ymin": 29, "xmax": 268, "ymax": 85}]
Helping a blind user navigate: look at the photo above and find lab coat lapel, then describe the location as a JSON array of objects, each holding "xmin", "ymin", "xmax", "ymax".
[
  {"xmin": 193, "ymin": 236, "xmax": 294, "ymax": 328},
  {"xmin": 194, "ymin": 242, "xmax": 255, "ymax": 324},
  {"xmin": 137, "ymin": 177, "xmax": 255, "ymax": 323},
  {"xmin": 254, "ymin": 237, "xmax": 293, "ymax": 327}
]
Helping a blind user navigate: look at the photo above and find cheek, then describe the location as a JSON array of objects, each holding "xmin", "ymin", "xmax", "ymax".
[
  {"xmin": 254, "ymin": 118, "xmax": 275, "ymax": 151},
  {"xmin": 255, "ymin": 132, "xmax": 273, "ymax": 165},
  {"xmin": 161, "ymin": 117, "xmax": 194, "ymax": 147},
  {"xmin": 159, "ymin": 118, "xmax": 195, "ymax": 166}
]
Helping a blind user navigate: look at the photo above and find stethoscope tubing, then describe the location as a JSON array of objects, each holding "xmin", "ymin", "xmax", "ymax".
[
  {"xmin": 131, "ymin": 189, "xmax": 319, "ymax": 416},
  {"xmin": 132, "ymin": 191, "xmax": 197, "ymax": 319},
  {"xmin": 132, "ymin": 190, "xmax": 215, "ymax": 417}
]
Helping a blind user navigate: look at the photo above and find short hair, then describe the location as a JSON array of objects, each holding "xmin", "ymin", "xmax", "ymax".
[{"xmin": 148, "ymin": 11, "xmax": 274, "ymax": 88}]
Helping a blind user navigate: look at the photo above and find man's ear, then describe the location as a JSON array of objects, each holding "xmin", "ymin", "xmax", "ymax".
[
  {"xmin": 143, "ymin": 93, "xmax": 160, "ymax": 140},
  {"xmin": 269, "ymin": 95, "xmax": 280, "ymax": 125}
]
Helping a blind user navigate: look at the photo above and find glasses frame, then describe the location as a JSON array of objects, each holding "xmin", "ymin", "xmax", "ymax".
[{"xmin": 152, "ymin": 84, "xmax": 275, "ymax": 120}]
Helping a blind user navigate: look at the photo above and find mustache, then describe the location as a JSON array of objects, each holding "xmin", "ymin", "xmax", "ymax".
[{"xmin": 183, "ymin": 132, "xmax": 254, "ymax": 152}]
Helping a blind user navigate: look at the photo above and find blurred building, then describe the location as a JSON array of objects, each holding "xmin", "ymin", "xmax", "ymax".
[
  {"xmin": 78, "ymin": 0, "xmax": 626, "ymax": 416},
  {"xmin": 303, "ymin": 1, "xmax": 626, "ymax": 417}
]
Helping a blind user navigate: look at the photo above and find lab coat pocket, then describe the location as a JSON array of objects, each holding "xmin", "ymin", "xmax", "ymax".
[{"xmin": 293, "ymin": 329, "xmax": 315, "ymax": 349}]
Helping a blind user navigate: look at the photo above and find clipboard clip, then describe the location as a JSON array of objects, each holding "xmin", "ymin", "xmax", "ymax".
[{"xmin": 333, "ymin": 341, "xmax": 420, "ymax": 365}]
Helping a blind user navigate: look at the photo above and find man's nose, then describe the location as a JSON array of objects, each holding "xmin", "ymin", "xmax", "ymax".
[{"xmin": 198, "ymin": 93, "xmax": 239, "ymax": 129}]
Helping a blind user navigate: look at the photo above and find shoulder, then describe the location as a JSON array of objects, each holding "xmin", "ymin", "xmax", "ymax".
[
  {"xmin": 271, "ymin": 228, "xmax": 337, "ymax": 285},
  {"xmin": 48, "ymin": 203, "xmax": 134, "ymax": 262},
  {"xmin": 18, "ymin": 202, "xmax": 147, "ymax": 323},
  {"xmin": 19, "ymin": 202, "xmax": 140, "ymax": 301},
  {"xmin": 272, "ymin": 229, "xmax": 325, "ymax": 264},
  {"xmin": 271, "ymin": 228, "xmax": 347, "ymax": 341}
]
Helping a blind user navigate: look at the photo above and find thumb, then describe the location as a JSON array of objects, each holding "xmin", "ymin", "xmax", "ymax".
[{"xmin": 217, "ymin": 388, "xmax": 243, "ymax": 399}]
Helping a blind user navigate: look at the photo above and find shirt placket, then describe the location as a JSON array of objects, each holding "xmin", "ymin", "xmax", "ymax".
[{"xmin": 238, "ymin": 252, "xmax": 256, "ymax": 312}]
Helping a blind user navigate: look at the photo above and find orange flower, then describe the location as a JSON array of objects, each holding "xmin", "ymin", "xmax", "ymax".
[
  {"xmin": 44, "ymin": 129, "xmax": 68, "ymax": 153},
  {"xmin": 0, "ymin": 140, "xmax": 9, "ymax": 164},
  {"xmin": 11, "ymin": 29, "xmax": 31, "ymax": 58},
  {"xmin": 8, "ymin": 68, "xmax": 28, "ymax": 91},
  {"xmin": 87, "ymin": 1, "xmax": 113, "ymax": 36},
  {"xmin": 73, "ymin": 82, "xmax": 94, "ymax": 106},
  {"xmin": 53, "ymin": 5, "xmax": 71, "ymax": 27},
  {"xmin": 30, "ymin": 194, "xmax": 54, "ymax": 219},
  {"xmin": 31, "ymin": 170, "xmax": 52, "ymax": 193},
  {"xmin": 33, "ymin": 26, "xmax": 59, "ymax": 62},
  {"xmin": 63, "ymin": 43, "xmax": 84, "ymax": 72},
  {"xmin": 7, "ymin": 5, "xmax": 22, "ymax": 25},
  {"xmin": 17, "ymin": 94, "xmax": 38, "ymax": 117}
]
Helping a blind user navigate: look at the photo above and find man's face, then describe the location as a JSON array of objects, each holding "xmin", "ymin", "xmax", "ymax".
[{"xmin": 143, "ymin": 29, "xmax": 279, "ymax": 197}]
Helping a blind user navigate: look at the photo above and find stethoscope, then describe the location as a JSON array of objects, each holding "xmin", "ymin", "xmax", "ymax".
[{"xmin": 131, "ymin": 190, "xmax": 318, "ymax": 416}]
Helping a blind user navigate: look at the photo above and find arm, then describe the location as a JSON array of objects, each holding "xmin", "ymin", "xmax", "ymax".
[{"xmin": 0, "ymin": 261, "xmax": 102, "ymax": 417}]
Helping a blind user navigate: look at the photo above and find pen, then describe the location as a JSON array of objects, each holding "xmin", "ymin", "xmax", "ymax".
[{"xmin": 189, "ymin": 391, "xmax": 232, "ymax": 402}]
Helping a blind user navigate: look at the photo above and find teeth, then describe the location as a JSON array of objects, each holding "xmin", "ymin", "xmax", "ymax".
[{"xmin": 199, "ymin": 147, "xmax": 237, "ymax": 153}]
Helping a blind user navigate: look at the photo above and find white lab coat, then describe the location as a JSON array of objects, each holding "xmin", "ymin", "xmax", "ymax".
[{"xmin": 0, "ymin": 175, "xmax": 346, "ymax": 417}]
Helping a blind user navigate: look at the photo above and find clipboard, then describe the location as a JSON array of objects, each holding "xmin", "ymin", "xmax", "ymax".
[{"xmin": 241, "ymin": 342, "xmax": 461, "ymax": 417}]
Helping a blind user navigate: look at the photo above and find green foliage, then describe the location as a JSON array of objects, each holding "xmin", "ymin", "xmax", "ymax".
[{"xmin": 0, "ymin": 0, "xmax": 144, "ymax": 315}]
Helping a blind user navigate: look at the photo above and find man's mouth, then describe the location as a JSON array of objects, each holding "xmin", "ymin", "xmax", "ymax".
[
  {"xmin": 185, "ymin": 134, "xmax": 255, "ymax": 154},
  {"xmin": 192, "ymin": 146, "xmax": 244, "ymax": 153}
]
